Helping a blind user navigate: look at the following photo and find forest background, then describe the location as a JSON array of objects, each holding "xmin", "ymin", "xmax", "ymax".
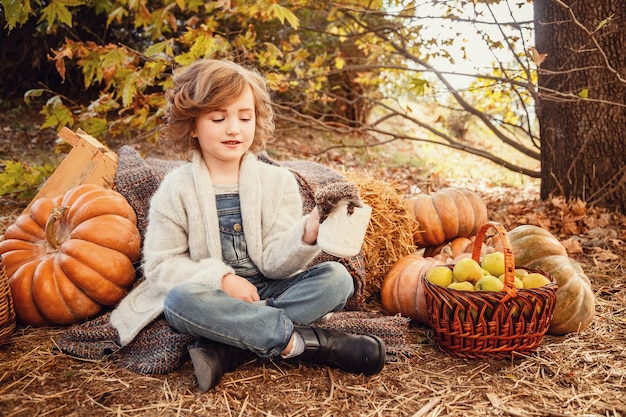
[{"xmin": 1, "ymin": 0, "xmax": 625, "ymax": 212}]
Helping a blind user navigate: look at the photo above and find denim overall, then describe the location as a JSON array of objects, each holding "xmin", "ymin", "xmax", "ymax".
[
  {"xmin": 216, "ymin": 193, "xmax": 261, "ymax": 278},
  {"xmin": 164, "ymin": 191, "xmax": 354, "ymax": 358}
]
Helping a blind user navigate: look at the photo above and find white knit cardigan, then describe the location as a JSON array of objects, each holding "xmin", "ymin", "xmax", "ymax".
[{"xmin": 110, "ymin": 151, "xmax": 321, "ymax": 345}]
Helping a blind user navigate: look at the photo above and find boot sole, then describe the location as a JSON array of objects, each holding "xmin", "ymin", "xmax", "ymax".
[{"xmin": 188, "ymin": 347, "xmax": 219, "ymax": 393}]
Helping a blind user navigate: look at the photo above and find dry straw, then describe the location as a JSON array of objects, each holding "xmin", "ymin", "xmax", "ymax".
[
  {"xmin": 0, "ymin": 254, "xmax": 16, "ymax": 346},
  {"xmin": 344, "ymin": 170, "xmax": 418, "ymax": 299},
  {"xmin": 0, "ymin": 201, "xmax": 624, "ymax": 416}
]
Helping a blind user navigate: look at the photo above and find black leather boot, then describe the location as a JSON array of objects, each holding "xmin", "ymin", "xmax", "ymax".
[
  {"xmin": 187, "ymin": 339, "xmax": 254, "ymax": 392},
  {"xmin": 294, "ymin": 326, "xmax": 386, "ymax": 375}
]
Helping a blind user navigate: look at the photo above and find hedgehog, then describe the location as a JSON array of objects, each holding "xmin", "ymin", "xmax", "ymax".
[{"xmin": 314, "ymin": 181, "xmax": 363, "ymax": 223}]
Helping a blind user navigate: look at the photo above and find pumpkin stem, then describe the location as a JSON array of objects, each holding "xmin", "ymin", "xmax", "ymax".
[{"xmin": 45, "ymin": 206, "xmax": 69, "ymax": 250}]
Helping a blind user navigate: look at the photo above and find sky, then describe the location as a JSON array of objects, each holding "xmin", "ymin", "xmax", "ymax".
[{"xmin": 417, "ymin": 1, "xmax": 535, "ymax": 88}]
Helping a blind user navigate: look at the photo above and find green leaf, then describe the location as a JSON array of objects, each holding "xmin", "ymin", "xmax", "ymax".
[
  {"xmin": 266, "ymin": 3, "xmax": 300, "ymax": 29},
  {"xmin": 24, "ymin": 89, "xmax": 45, "ymax": 104},
  {"xmin": 78, "ymin": 117, "xmax": 109, "ymax": 138},
  {"xmin": 145, "ymin": 40, "xmax": 174, "ymax": 57},
  {"xmin": 1, "ymin": 0, "xmax": 35, "ymax": 30},
  {"xmin": 595, "ymin": 14, "xmax": 615, "ymax": 32},
  {"xmin": 81, "ymin": 55, "xmax": 103, "ymax": 87},
  {"xmin": 121, "ymin": 72, "xmax": 139, "ymax": 107},
  {"xmin": 107, "ymin": 6, "xmax": 128, "ymax": 27},
  {"xmin": 0, "ymin": 160, "xmax": 56, "ymax": 200},
  {"xmin": 40, "ymin": 95, "xmax": 74, "ymax": 130},
  {"xmin": 39, "ymin": 0, "xmax": 85, "ymax": 27},
  {"xmin": 408, "ymin": 77, "xmax": 428, "ymax": 96},
  {"xmin": 578, "ymin": 88, "xmax": 589, "ymax": 99}
]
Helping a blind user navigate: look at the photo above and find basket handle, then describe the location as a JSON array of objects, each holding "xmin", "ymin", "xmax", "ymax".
[{"xmin": 471, "ymin": 221, "xmax": 517, "ymax": 302}]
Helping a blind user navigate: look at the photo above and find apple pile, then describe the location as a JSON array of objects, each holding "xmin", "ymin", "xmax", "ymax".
[{"xmin": 424, "ymin": 251, "xmax": 551, "ymax": 291}]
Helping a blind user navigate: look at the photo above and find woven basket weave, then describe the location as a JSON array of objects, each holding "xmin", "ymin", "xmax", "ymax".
[
  {"xmin": 423, "ymin": 221, "xmax": 557, "ymax": 359},
  {"xmin": 0, "ymin": 254, "xmax": 16, "ymax": 346}
]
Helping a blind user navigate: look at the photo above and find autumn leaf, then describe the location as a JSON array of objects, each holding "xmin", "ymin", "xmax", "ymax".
[
  {"xmin": 528, "ymin": 47, "xmax": 547, "ymax": 66},
  {"xmin": 335, "ymin": 55, "xmax": 346, "ymax": 70},
  {"xmin": 561, "ymin": 237, "xmax": 583, "ymax": 254},
  {"xmin": 39, "ymin": 0, "xmax": 85, "ymax": 27},
  {"xmin": 590, "ymin": 247, "xmax": 619, "ymax": 262},
  {"xmin": 561, "ymin": 216, "xmax": 580, "ymax": 235},
  {"xmin": 266, "ymin": 3, "xmax": 300, "ymax": 29},
  {"xmin": 569, "ymin": 199, "xmax": 587, "ymax": 216},
  {"xmin": 595, "ymin": 14, "xmax": 615, "ymax": 32}
]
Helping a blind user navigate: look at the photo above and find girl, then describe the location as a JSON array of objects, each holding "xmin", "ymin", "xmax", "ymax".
[{"xmin": 109, "ymin": 59, "xmax": 385, "ymax": 392}]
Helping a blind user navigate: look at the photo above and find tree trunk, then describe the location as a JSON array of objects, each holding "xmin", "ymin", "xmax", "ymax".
[{"xmin": 534, "ymin": 0, "xmax": 626, "ymax": 213}]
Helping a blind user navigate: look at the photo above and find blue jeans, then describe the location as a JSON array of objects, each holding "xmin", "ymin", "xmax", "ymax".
[{"xmin": 163, "ymin": 194, "xmax": 355, "ymax": 358}]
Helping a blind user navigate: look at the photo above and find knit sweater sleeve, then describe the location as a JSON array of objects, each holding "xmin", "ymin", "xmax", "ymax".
[{"xmin": 254, "ymin": 165, "xmax": 322, "ymax": 278}]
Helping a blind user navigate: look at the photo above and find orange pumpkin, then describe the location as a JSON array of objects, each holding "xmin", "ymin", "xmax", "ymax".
[
  {"xmin": 423, "ymin": 236, "xmax": 474, "ymax": 259},
  {"xmin": 407, "ymin": 187, "xmax": 488, "ymax": 248},
  {"xmin": 381, "ymin": 254, "xmax": 445, "ymax": 324},
  {"xmin": 0, "ymin": 184, "xmax": 141, "ymax": 326}
]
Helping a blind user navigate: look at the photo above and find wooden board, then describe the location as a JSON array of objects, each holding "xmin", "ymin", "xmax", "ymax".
[{"xmin": 22, "ymin": 127, "xmax": 118, "ymax": 213}]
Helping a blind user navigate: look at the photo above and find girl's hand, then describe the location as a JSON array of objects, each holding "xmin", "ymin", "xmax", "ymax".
[
  {"xmin": 303, "ymin": 206, "xmax": 321, "ymax": 245},
  {"xmin": 221, "ymin": 273, "xmax": 260, "ymax": 303}
]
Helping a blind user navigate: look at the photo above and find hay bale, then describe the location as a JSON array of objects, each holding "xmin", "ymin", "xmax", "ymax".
[{"xmin": 344, "ymin": 170, "xmax": 418, "ymax": 299}]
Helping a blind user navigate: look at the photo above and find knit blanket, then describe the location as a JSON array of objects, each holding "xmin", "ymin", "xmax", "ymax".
[
  {"xmin": 57, "ymin": 311, "xmax": 411, "ymax": 374},
  {"xmin": 55, "ymin": 146, "xmax": 411, "ymax": 374}
]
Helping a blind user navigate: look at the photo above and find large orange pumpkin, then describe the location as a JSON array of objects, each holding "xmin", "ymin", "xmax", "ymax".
[
  {"xmin": 381, "ymin": 254, "xmax": 445, "ymax": 324},
  {"xmin": 0, "ymin": 184, "xmax": 141, "ymax": 326},
  {"xmin": 407, "ymin": 187, "xmax": 488, "ymax": 248}
]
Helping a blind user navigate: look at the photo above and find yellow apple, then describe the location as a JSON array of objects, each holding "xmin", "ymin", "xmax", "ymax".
[
  {"xmin": 514, "ymin": 268, "xmax": 529, "ymax": 280},
  {"xmin": 475, "ymin": 275, "xmax": 505, "ymax": 292},
  {"xmin": 480, "ymin": 251, "xmax": 505, "ymax": 278},
  {"xmin": 452, "ymin": 258, "xmax": 483, "ymax": 283},
  {"xmin": 425, "ymin": 266, "xmax": 453, "ymax": 287},
  {"xmin": 497, "ymin": 274, "xmax": 524, "ymax": 289},
  {"xmin": 523, "ymin": 273, "xmax": 551, "ymax": 289},
  {"xmin": 447, "ymin": 281, "xmax": 475, "ymax": 291}
]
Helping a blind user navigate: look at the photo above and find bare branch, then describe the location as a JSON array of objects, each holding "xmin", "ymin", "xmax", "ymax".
[
  {"xmin": 384, "ymin": 37, "xmax": 540, "ymax": 160},
  {"xmin": 273, "ymin": 103, "xmax": 540, "ymax": 178}
]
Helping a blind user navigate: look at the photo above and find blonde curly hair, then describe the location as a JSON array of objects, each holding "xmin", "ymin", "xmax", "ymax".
[{"xmin": 160, "ymin": 59, "xmax": 275, "ymax": 158}]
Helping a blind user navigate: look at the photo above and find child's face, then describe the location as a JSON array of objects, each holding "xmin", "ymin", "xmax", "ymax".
[{"xmin": 193, "ymin": 86, "xmax": 256, "ymax": 167}]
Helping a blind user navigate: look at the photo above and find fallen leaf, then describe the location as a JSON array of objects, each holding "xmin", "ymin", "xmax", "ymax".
[{"xmin": 561, "ymin": 237, "xmax": 583, "ymax": 254}]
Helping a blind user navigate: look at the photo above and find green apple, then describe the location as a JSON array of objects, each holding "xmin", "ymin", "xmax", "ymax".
[
  {"xmin": 497, "ymin": 274, "xmax": 524, "ymax": 289},
  {"xmin": 447, "ymin": 281, "xmax": 475, "ymax": 291},
  {"xmin": 480, "ymin": 251, "xmax": 505, "ymax": 278},
  {"xmin": 425, "ymin": 266, "xmax": 453, "ymax": 287},
  {"xmin": 523, "ymin": 273, "xmax": 551, "ymax": 289},
  {"xmin": 475, "ymin": 275, "xmax": 505, "ymax": 292},
  {"xmin": 452, "ymin": 258, "xmax": 483, "ymax": 283}
]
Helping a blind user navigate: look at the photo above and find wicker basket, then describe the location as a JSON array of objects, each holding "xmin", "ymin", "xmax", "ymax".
[
  {"xmin": 423, "ymin": 221, "xmax": 557, "ymax": 359},
  {"xmin": 0, "ymin": 254, "xmax": 16, "ymax": 346}
]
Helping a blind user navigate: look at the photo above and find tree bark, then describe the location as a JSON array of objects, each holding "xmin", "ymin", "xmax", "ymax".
[{"xmin": 534, "ymin": 0, "xmax": 626, "ymax": 213}]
